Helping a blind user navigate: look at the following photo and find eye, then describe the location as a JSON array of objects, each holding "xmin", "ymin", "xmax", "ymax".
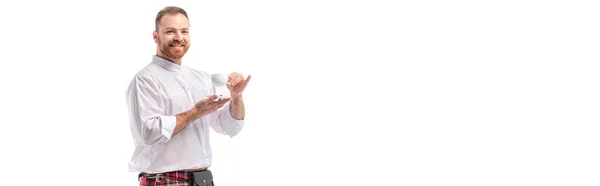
[
  {"xmin": 166, "ymin": 30, "xmax": 174, "ymax": 34},
  {"xmin": 182, "ymin": 30, "xmax": 189, "ymax": 34}
]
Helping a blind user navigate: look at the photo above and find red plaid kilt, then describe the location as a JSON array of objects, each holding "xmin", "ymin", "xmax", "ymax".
[{"xmin": 139, "ymin": 170, "xmax": 192, "ymax": 186}]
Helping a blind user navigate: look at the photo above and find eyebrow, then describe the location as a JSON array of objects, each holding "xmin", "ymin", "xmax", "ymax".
[{"xmin": 165, "ymin": 27, "xmax": 189, "ymax": 30}]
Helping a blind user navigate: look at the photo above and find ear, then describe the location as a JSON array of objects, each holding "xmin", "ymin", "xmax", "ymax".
[{"xmin": 153, "ymin": 31, "xmax": 159, "ymax": 43}]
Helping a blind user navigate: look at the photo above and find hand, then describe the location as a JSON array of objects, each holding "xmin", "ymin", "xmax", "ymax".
[
  {"xmin": 227, "ymin": 72, "xmax": 251, "ymax": 98},
  {"xmin": 193, "ymin": 94, "xmax": 231, "ymax": 118}
]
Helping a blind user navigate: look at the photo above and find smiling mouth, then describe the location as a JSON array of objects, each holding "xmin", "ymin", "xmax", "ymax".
[{"xmin": 169, "ymin": 44, "xmax": 185, "ymax": 48}]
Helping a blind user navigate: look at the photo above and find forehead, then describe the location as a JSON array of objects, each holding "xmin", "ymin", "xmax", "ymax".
[{"xmin": 159, "ymin": 13, "xmax": 189, "ymax": 29}]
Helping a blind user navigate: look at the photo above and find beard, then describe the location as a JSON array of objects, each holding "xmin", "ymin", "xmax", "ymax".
[{"xmin": 158, "ymin": 37, "xmax": 189, "ymax": 60}]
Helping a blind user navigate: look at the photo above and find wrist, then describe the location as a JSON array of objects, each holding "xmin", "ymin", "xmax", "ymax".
[
  {"xmin": 231, "ymin": 95, "xmax": 243, "ymax": 106},
  {"xmin": 188, "ymin": 107, "xmax": 200, "ymax": 121},
  {"xmin": 231, "ymin": 94, "xmax": 242, "ymax": 99},
  {"xmin": 231, "ymin": 94, "xmax": 242, "ymax": 100}
]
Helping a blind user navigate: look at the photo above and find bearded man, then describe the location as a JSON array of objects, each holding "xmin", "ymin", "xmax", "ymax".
[{"xmin": 125, "ymin": 6, "xmax": 251, "ymax": 186}]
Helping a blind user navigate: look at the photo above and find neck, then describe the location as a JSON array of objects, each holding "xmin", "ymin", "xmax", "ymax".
[{"xmin": 156, "ymin": 53, "xmax": 181, "ymax": 65}]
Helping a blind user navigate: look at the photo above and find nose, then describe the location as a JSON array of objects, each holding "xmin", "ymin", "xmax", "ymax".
[{"xmin": 173, "ymin": 32, "xmax": 184, "ymax": 42}]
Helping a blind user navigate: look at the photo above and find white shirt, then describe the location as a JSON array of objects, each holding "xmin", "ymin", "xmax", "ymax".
[{"xmin": 126, "ymin": 55, "xmax": 244, "ymax": 173}]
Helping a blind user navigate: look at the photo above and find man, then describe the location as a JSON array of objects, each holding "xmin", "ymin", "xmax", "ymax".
[{"xmin": 126, "ymin": 6, "xmax": 251, "ymax": 186}]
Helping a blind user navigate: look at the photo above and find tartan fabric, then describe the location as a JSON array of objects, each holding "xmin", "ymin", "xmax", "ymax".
[{"xmin": 139, "ymin": 170, "xmax": 192, "ymax": 186}]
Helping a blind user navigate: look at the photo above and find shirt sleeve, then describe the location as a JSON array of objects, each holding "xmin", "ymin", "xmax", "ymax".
[
  {"xmin": 208, "ymin": 102, "xmax": 245, "ymax": 137},
  {"xmin": 206, "ymin": 78, "xmax": 245, "ymax": 137},
  {"xmin": 126, "ymin": 75, "xmax": 177, "ymax": 146}
]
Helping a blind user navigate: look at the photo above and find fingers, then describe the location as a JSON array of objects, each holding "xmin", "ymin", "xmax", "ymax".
[
  {"xmin": 206, "ymin": 96, "xmax": 229, "ymax": 104},
  {"xmin": 227, "ymin": 72, "xmax": 245, "ymax": 87},
  {"xmin": 227, "ymin": 74, "xmax": 251, "ymax": 89},
  {"xmin": 195, "ymin": 95, "xmax": 230, "ymax": 115},
  {"xmin": 244, "ymin": 75, "xmax": 252, "ymax": 85},
  {"xmin": 231, "ymin": 75, "xmax": 251, "ymax": 90},
  {"xmin": 206, "ymin": 98, "xmax": 230, "ymax": 112},
  {"xmin": 227, "ymin": 73, "xmax": 237, "ymax": 82},
  {"xmin": 225, "ymin": 73, "xmax": 251, "ymax": 94},
  {"xmin": 216, "ymin": 98, "xmax": 230, "ymax": 107},
  {"xmin": 196, "ymin": 95, "xmax": 218, "ymax": 107},
  {"xmin": 236, "ymin": 75, "xmax": 251, "ymax": 89},
  {"xmin": 213, "ymin": 97, "xmax": 231, "ymax": 105},
  {"xmin": 203, "ymin": 95, "xmax": 218, "ymax": 102},
  {"xmin": 227, "ymin": 73, "xmax": 238, "ymax": 84},
  {"xmin": 199, "ymin": 95, "xmax": 229, "ymax": 106},
  {"xmin": 227, "ymin": 77, "xmax": 241, "ymax": 87}
]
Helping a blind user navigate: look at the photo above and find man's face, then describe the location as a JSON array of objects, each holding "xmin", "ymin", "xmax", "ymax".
[{"xmin": 154, "ymin": 13, "xmax": 190, "ymax": 60}]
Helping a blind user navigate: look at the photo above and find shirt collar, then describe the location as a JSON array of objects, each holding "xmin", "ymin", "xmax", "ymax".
[{"xmin": 152, "ymin": 55, "xmax": 182, "ymax": 72}]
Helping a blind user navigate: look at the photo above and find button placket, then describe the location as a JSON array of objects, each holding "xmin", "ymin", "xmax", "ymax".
[{"xmin": 175, "ymin": 74, "xmax": 195, "ymax": 105}]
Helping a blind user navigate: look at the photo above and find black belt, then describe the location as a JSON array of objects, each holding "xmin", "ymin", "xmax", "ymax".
[{"xmin": 139, "ymin": 169, "xmax": 214, "ymax": 186}]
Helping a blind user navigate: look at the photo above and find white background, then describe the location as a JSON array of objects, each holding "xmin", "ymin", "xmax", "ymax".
[{"xmin": 0, "ymin": 0, "xmax": 598, "ymax": 185}]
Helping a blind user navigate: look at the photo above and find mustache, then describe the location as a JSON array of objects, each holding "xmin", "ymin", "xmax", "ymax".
[{"xmin": 169, "ymin": 40, "xmax": 187, "ymax": 45}]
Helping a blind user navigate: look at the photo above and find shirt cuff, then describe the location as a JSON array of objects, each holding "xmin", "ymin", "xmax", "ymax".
[
  {"xmin": 221, "ymin": 103, "xmax": 245, "ymax": 137},
  {"xmin": 159, "ymin": 115, "xmax": 177, "ymax": 139}
]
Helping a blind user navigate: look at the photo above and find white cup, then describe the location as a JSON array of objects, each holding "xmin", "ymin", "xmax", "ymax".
[{"xmin": 211, "ymin": 73, "xmax": 228, "ymax": 87}]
